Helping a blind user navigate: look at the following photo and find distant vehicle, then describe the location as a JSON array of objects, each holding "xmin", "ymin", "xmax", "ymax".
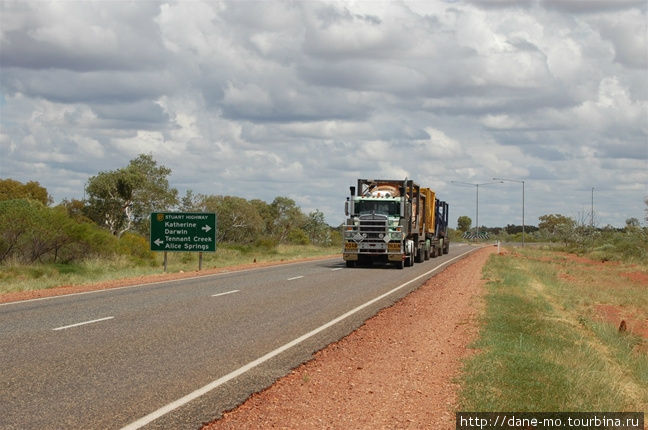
[{"xmin": 343, "ymin": 178, "xmax": 449, "ymax": 269}]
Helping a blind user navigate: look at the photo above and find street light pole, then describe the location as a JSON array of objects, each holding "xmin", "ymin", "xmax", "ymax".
[
  {"xmin": 493, "ymin": 177, "xmax": 525, "ymax": 247},
  {"xmin": 591, "ymin": 187, "xmax": 594, "ymax": 228},
  {"xmin": 451, "ymin": 180, "xmax": 501, "ymax": 238}
]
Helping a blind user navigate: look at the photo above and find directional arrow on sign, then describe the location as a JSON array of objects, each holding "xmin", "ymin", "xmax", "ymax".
[
  {"xmin": 154, "ymin": 238, "xmax": 164, "ymax": 246},
  {"xmin": 202, "ymin": 225, "xmax": 212, "ymax": 233}
]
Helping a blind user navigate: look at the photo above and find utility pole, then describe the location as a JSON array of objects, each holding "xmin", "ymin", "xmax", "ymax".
[{"xmin": 591, "ymin": 187, "xmax": 594, "ymax": 228}]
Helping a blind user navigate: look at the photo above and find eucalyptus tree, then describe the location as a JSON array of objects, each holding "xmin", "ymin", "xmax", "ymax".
[{"xmin": 85, "ymin": 154, "xmax": 178, "ymax": 237}]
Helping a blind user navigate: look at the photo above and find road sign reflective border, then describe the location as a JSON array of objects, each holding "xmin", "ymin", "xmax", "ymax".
[{"xmin": 150, "ymin": 212, "xmax": 217, "ymax": 252}]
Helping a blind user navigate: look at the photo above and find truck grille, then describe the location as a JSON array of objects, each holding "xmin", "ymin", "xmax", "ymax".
[
  {"xmin": 359, "ymin": 220, "xmax": 386, "ymax": 238},
  {"xmin": 344, "ymin": 215, "xmax": 396, "ymax": 254},
  {"xmin": 357, "ymin": 215, "xmax": 387, "ymax": 244}
]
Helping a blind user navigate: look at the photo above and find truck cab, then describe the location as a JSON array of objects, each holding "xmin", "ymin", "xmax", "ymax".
[{"xmin": 343, "ymin": 179, "xmax": 414, "ymax": 269}]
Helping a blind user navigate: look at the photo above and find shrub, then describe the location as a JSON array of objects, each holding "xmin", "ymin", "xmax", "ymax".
[
  {"xmin": 254, "ymin": 236, "xmax": 278, "ymax": 250},
  {"xmin": 287, "ymin": 228, "xmax": 309, "ymax": 245},
  {"xmin": 0, "ymin": 198, "xmax": 119, "ymax": 264},
  {"xmin": 117, "ymin": 232, "xmax": 155, "ymax": 264}
]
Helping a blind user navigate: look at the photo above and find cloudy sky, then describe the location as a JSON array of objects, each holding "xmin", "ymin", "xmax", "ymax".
[{"xmin": 1, "ymin": 0, "xmax": 646, "ymax": 228}]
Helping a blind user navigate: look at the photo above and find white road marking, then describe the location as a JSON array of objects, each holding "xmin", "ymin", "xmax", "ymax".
[
  {"xmin": 211, "ymin": 290, "xmax": 240, "ymax": 298},
  {"xmin": 287, "ymin": 276, "xmax": 304, "ymax": 281},
  {"xmin": 52, "ymin": 316, "xmax": 114, "ymax": 331},
  {"xmin": 120, "ymin": 247, "xmax": 478, "ymax": 430},
  {"xmin": 331, "ymin": 268, "xmax": 343, "ymax": 271}
]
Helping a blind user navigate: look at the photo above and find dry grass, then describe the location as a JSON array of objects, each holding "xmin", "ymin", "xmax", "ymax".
[{"xmin": 460, "ymin": 247, "xmax": 648, "ymax": 412}]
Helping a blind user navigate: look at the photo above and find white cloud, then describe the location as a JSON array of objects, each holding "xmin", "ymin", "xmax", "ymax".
[
  {"xmin": 1, "ymin": 0, "xmax": 646, "ymax": 227},
  {"xmin": 415, "ymin": 128, "xmax": 463, "ymax": 158}
]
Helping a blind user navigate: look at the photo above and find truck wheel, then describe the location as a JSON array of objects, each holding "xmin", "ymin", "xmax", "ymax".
[
  {"xmin": 346, "ymin": 260, "xmax": 356, "ymax": 268},
  {"xmin": 443, "ymin": 243, "xmax": 449, "ymax": 254},
  {"xmin": 415, "ymin": 248, "xmax": 424, "ymax": 263},
  {"xmin": 395, "ymin": 260, "xmax": 404, "ymax": 269},
  {"xmin": 424, "ymin": 248, "xmax": 430, "ymax": 260}
]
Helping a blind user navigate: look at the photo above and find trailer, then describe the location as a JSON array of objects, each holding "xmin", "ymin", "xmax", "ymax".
[{"xmin": 419, "ymin": 187, "xmax": 450, "ymax": 260}]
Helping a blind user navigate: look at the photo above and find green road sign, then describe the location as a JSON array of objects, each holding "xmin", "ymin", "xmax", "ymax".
[{"xmin": 150, "ymin": 212, "xmax": 217, "ymax": 252}]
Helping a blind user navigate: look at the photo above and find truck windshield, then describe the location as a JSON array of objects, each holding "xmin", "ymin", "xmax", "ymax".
[{"xmin": 355, "ymin": 200, "xmax": 400, "ymax": 216}]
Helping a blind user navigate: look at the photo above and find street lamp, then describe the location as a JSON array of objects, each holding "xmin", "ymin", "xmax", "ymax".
[
  {"xmin": 493, "ymin": 177, "xmax": 525, "ymax": 247},
  {"xmin": 451, "ymin": 180, "xmax": 502, "ymax": 238},
  {"xmin": 591, "ymin": 187, "xmax": 594, "ymax": 229}
]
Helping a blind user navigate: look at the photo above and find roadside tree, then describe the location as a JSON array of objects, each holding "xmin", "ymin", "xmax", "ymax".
[
  {"xmin": 626, "ymin": 217, "xmax": 640, "ymax": 230},
  {"xmin": 60, "ymin": 198, "xmax": 91, "ymax": 222},
  {"xmin": 270, "ymin": 196, "xmax": 307, "ymax": 243},
  {"xmin": 538, "ymin": 214, "xmax": 575, "ymax": 235},
  {"xmin": 249, "ymin": 199, "xmax": 275, "ymax": 237},
  {"xmin": 0, "ymin": 178, "xmax": 52, "ymax": 205},
  {"xmin": 303, "ymin": 209, "xmax": 331, "ymax": 246},
  {"xmin": 457, "ymin": 216, "xmax": 472, "ymax": 232},
  {"xmin": 85, "ymin": 154, "xmax": 178, "ymax": 237},
  {"xmin": 178, "ymin": 189, "xmax": 203, "ymax": 212},
  {"xmin": 201, "ymin": 195, "xmax": 264, "ymax": 243}
]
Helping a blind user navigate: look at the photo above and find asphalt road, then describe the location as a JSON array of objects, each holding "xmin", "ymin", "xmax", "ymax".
[{"xmin": 0, "ymin": 243, "xmax": 477, "ymax": 429}]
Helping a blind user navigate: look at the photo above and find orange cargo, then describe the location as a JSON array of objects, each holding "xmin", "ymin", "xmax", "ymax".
[{"xmin": 421, "ymin": 188, "xmax": 436, "ymax": 234}]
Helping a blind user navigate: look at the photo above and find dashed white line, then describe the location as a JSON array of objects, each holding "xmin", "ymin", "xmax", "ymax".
[
  {"xmin": 287, "ymin": 276, "xmax": 304, "ymax": 281},
  {"xmin": 211, "ymin": 290, "xmax": 240, "ymax": 298},
  {"xmin": 331, "ymin": 268, "xmax": 343, "ymax": 271},
  {"xmin": 52, "ymin": 316, "xmax": 114, "ymax": 331},
  {"xmin": 0, "ymin": 257, "xmax": 340, "ymax": 307}
]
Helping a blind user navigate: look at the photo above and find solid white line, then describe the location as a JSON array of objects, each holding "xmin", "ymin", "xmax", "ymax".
[
  {"xmin": 287, "ymin": 276, "xmax": 304, "ymax": 281},
  {"xmin": 52, "ymin": 316, "xmax": 114, "ymax": 331},
  {"xmin": 211, "ymin": 290, "xmax": 240, "ymax": 298},
  {"xmin": 0, "ymin": 257, "xmax": 340, "ymax": 307},
  {"xmin": 331, "ymin": 268, "xmax": 343, "ymax": 271},
  {"xmin": 120, "ymin": 247, "xmax": 478, "ymax": 430}
]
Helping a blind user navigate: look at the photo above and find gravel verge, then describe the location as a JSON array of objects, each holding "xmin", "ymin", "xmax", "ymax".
[{"xmin": 203, "ymin": 246, "xmax": 495, "ymax": 429}]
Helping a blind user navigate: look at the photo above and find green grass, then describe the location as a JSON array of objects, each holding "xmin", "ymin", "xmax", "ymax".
[
  {"xmin": 459, "ymin": 248, "xmax": 648, "ymax": 412},
  {"xmin": 0, "ymin": 244, "xmax": 340, "ymax": 294}
]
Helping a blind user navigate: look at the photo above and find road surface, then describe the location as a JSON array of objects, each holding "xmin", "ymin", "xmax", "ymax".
[{"xmin": 0, "ymin": 243, "xmax": 476, "ymax": 429}]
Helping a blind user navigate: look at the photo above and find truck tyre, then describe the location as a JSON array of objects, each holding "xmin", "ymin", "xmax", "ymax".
[
  {"xmin": 415, "ymin": 247, "xmax": 424, "ymax": 263},
  {"xmin": 424, "ymin": 247, "xmax": 430, "ymax": 260},
  {"xmin": 346, "ymin": 260, "xmax": 356, "ymax": 268},
  {"xmin": 395, "ymin": 260, "xmax": 404, "ymax": 269},
  {"xmin": 443, "ymin": 243, "xmax": 449, "ymax": 254}
]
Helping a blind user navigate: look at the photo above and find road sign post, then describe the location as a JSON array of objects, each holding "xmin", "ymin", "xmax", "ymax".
[{"xmin": 150, "ymin": 212, "xmax": 217, "ymax": 270}]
